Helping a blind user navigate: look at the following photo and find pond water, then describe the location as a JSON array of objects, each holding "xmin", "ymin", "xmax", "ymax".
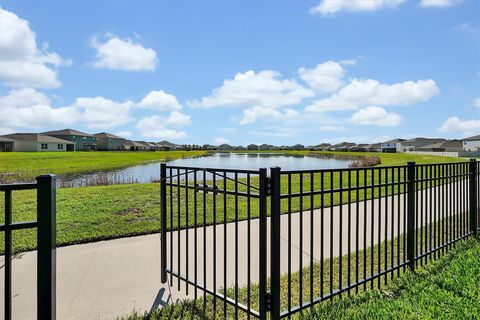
[{"xmin": 59, "ymin": 153, "xmax": 353, "ymax": 187}]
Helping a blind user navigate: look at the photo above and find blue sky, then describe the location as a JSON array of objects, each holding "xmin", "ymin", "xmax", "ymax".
[{"xmin": 0, "ymin": 0, "xmax": 479, "ymax": 146}]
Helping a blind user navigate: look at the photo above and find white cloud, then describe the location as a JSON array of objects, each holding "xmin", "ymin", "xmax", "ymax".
[
  {"xmin": 136, "ymin": 112, "xmax": 190, "ymax": 140},
  {"xmin": 420, "ymin": 0, "xmax": 463, "ymax": 7},
  {"xmin": 240, "ymin": 107, "xmax": 299, "ymax": 125},
  {"xmin": 189, "ymin": 70, "xmax": 313, "ymax": 109},
  {"xmin": 138, "ymin": 90, "xmax": 182, "ymax": 111},
  {"xmin": 438, "ymin": 117, "xmax": 480, "ymax": 135},
  {"xmin": 91, "ymin": 35, "xmax": 157, "ymax": 71},
  {"xmin": 306, "ymin": 79, "xmax": 439, "ymax": 112},
  {"xmin": 298, "ymin": 61, "xmax": 346, "ymax": 93},
  {"xmin": 349, "ymin": 106, "xmax": 402, "ymax": 127},
  {"xmin": 474, "ymin": 98, "xmax": 480, "ymax": 108},
  {"xmin": 310, "ymin": 0, "xmax": 405, "ymax": 16},
  {"xmin": 214, "ymin": 137, "xmax": 229, "ymax": 145},
  {"xmin": 0, "ymin": 88, "xmax": 78, "ymax": 128},
  {"xmin": 71, "ymin": 96, "xmax": 134, "ymax": 129},
  {"xmin": 0, "ymin": 8, "xmax": 68, "ymax": 88}
]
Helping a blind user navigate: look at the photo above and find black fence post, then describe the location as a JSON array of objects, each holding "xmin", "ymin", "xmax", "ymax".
[
  {"xmin": 258, "ymin": 168, "xmax": 268, "ymax": 319},
  {"xmin": 469, "ymin": 159, "xmax": 478, "ymax": 238},
  {"xmin": 160, "ymin": 163, "xmax": 168, "ymax": 283},
  {"xmin": 406, "ymin": 162, "xmax": 416, "ymax": 271},
  {"xmin": 36, "ymin": 174, "xmax": 56, "ymax": 320},
  {"xmin": 270, "ymin": 167, "xmax": 281, "ymax": 320}
]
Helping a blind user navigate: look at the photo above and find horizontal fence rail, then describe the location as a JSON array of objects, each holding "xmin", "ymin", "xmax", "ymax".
[
  {"xmin": 0, "ymin": 175, "xmax": 56, "ymax": 320},
  {"xmin": 160, "ymin": 159, "xmax": 479, "ymax": 319}
]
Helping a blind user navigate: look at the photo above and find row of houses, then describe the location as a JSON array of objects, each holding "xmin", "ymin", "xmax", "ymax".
[
  {"xmin": 0, "ymin": 129, "xmax": 178, "ymax": 152},
  {"xmin": 208, "ymin": 136, "xmax": 480, "ymax": 153}
]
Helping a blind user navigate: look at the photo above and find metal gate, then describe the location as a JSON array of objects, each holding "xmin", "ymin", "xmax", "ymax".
[{"xmin": 160, "ymin": 164, "xmax": 269, "ymax": 318}]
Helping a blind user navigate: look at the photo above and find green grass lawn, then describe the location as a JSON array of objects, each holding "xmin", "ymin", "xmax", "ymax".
[
  {"xmin": 0, "ymin": 150, "xmax": 208, "ymax": 177},
  {"xmin": 0, "ymin": 151, "xmax": 467, "ymax": 254},
  {"xmin": 121, "ymin": 235, "xmax": 479, "ymax": 319}
]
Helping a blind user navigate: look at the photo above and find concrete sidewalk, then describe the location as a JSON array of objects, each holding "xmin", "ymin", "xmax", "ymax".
[{"xmin": 0, "ymin": 183, "xmax": 463, "ymax": 319}]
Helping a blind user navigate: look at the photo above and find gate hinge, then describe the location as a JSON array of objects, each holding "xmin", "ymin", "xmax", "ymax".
[
  {"xmin": 265, "ymin": 177, "xmax": 272, "ymax": 196},
  {"xmin": 265, "ymin": 291, "xmax": 272, "ymax": 312}
]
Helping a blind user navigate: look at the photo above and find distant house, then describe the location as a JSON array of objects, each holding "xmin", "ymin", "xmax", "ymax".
[
  {"xmin": 2, "ymin": 133, "xmax": 74, "ymax": 152},
  {"xmin": 0, "ymin": 137, "xmax": 15, "ymax": 152},
  {"xmin": 123, "ymin": 140, "xmax": 146, "ymax": 151},
  {"xmin": 157, "ymin": 140, "xmax": 177, "ymax": 150},
  {"xmin": 135, "ymin": 141, "xmax": 156, "ymax": 151},
  {"xmin": 94, "ymin": 132, "xmax": 125, "ymax": 151},
  {"xmin": 235, "ymin": 145, "xmax": 246, "ymax": 150},
  {"xmin": 218, "ymin": 144, "xmax": 233, "ymax": 151},
  {"xmin": 331, "ymin": 142, "xmax": 356, "ymax": 151},
  {"xmin": 366, "ymin": 143, "xmax": 382, "ymax": 152},
  {"xmin": 398, "ymin": 138, "xmax": 446, "ymax": 152},
  {"xmin": 292, "ymin": 144, "xmax": 305, "ymax": 151},
  {"xmin": 463, "ymin": 135, "xmax": 480, "ymax": 152},
  {"xmin": 418, "ymin": 140, "xmax": 463, "ymax": 152},
  {"xmin": 247, "ymin": 144, "xmax": 259, "ymax": 150},
  {"xmin": 203, "ymin": 144, "xmax": 218, "ymax": 150},
  {"xmin": 309, "ymin": 143, "xmax": 331, "ymax": 151},
  {"xmin": 380, "ymin": 139, "xmax": 405, "ymax": 153},
  {"xmin": 43, "ymin": 129, "xmax": 97, "ymax": 151},
  {"xmin": 259, "ymin": 144, "xmax": 273, "ymax": 150},
  {"xmin": 353, "ymin": 144, "xmax": 369, "ymax": 152}
]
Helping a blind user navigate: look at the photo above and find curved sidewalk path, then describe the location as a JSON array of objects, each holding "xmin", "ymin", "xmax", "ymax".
[{"xmin": 0, "ymin": 183, "xmax": 468, "ymax": 319}]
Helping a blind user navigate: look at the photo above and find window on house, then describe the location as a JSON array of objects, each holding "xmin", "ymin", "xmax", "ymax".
[
  {"xmin": 58, "ymin": 144, "xmax": 63, "ymax": 150},
  {"xmin": 41, "ymin": 143, "xmax": 48, "ymax": 150},
  {"xmin": 83, "ymin": 137, "xmax": 86, "ymax": 140}
]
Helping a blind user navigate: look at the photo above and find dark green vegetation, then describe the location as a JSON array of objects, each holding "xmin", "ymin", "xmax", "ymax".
[
  {"xmin": 0, "ymin": 152, "xmax": 466, "ymax": 254},
  {"xmin": 121, "ymin": 230, "xmax": 479, "ymax": 319}
]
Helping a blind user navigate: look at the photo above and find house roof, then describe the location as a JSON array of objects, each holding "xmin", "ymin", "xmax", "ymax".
[
  {"xmin": 402, "ymin": 137, "xmax": 446, "ymax": 144},
  {"xmin": 43, "ymin": 129, "xmax": 93, "ymax": 137},
  {"xmin": 0, "ymin": 136, "xmax": 15, "ymax": 142},
  {"xmin": 94, "ymin": 132, "xmax": 125, "ymax": 140},
  {"xmin": 382, "ymin": 138, "xmax": 405, "ymax": 144},
  {"xmin": 419, "ymin": 140, "xmax": 463, "ymax": 150},
  {"xmin": 356, "ymin": 144, "xmax": 369, "ymax": 147},
  {"xmin": 157, "ymin": 140, "xmax": 176, "ymax": 147},
  {"xmin": 368, "ymin": 143, "xmax": 381, "ymax": 148},
  {"xmin": 123, "ymin": 140, "xmax": 146, "ymax": 147},
  {"xmin": 2, "ymin": 133, "xmax": 74, "ymax": 144},
  {"xmin": 464, "ymin": 135, "xmax": 480, "ymax": 141}
]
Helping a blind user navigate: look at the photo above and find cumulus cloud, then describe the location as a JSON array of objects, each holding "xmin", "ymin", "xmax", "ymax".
[
  {"xmin": 306, "ymin": 79, "xmax": 439, "ymax": 112},
  {"xmin": 419, "ymin": 0, "xmax": 463, "ymax": 7},
  {"xmin": 70, "ymin": 96, "xmax": 134, "ymax": 129},
  {"xmin": 189, "ymin": 70, "xmax": 313, "ymax": 109},
  {"xmin": 91, "ymin": 35, "xmax": 157, "ymax": 71},
  {"xmin": 0, "ymin": 88, "xmax": 190, "ymax": 138},
  {"xmin": 136, "ymin": 112, "xmax": 190, "ymax": 140},
  {"xmin": 298, "ymin": 61, "xmax": 346, "ymax": 93},
  {"xmin": 138, "ymin": 90, "xmax": 182, "ymax": 111},
  {"xmin": 475, "ymin": 98, "xmax": 480, "ymax": 108},
  {"xmin": 214, "ymin": 137, "xmax": 229, "ymax": 145},
  {"xmin": 188, "ymin": 69, "xmax": 313, "ymax": 124},
  {"xmin": 310, "ymin": 0, "xmax": 405, "ymax": 16},
  {"xmin": 438, "ymin": 117, "xmax": 480, "ymax": 135},
  {"xmin": 0, "ymin": 8, "xmax": 69, "ymax": 88},
  {"xmin": 0, "ymin": 88, "xmax": 78, "ymax": 128},
  {"xmin": 349, "ymin": 106, "xmax": 402, "ymax": 127}
]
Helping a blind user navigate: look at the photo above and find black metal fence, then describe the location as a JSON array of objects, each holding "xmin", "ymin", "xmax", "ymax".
[
  {"xmin": 1, "ymin": 175, "xmax": 57, "ymax": 320},
  {"xmin": 160, "ymin": 159, "xmax": 479, "ymax": 319}
]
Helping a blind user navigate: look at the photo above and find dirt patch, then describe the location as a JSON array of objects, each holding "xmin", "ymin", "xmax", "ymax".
[{"xmin": 114, "ymin": 208, "xmax": 144, "ymax": 216}]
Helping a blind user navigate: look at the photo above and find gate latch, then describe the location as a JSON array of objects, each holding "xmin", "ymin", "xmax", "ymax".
[{"xmin": 265, "ymin": 177, "xmax": 272, "ymax": 196}]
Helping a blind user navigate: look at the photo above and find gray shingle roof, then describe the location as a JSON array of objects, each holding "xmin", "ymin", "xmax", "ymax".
[{"xmin": 2, "ymin": 133, "xmax": 74, "ymax": 144}]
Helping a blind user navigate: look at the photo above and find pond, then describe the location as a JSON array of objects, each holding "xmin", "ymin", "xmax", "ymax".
[{"xmin": 59, "ymin": 153, "xmax": 353, "ymax": 187}]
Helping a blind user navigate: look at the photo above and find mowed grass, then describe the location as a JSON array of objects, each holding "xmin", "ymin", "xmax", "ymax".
[
  {"xmin": 0, "ymin": 150, "xmax": 208, "ymax": 177},
  {"xmin": 121, "ymin": 226, "xmax": 479, "ymax": 319},
  {"xmin": 0, "ymin": 152, "xmax": 467, "ymax": 254}
]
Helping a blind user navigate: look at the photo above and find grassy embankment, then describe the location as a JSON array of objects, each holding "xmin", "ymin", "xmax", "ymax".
[
  {"xmin": 123, "ymin": 236, "xmax": 480, "ymax": 320},
  {"xmin": 0, "ymin": 150, "xmax": 208, "ymax": 181},
  {"xmin": 0, "ymin": 151, "xmax": 465, "ymax": 253}
]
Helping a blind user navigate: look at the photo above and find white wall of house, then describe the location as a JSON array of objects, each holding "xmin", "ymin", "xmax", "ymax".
[
  {"xmin": 463, "ymin": 140, "xmax": 480, "ymax": 151},
  {"xmin": 13, "ymin": 141, "xmax": 70, "ymax": 152}
]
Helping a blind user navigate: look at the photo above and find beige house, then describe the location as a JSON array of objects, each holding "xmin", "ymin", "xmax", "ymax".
[{"xmin": 2, "ymin": 133, "xmax": 75, "ymax": 152}]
